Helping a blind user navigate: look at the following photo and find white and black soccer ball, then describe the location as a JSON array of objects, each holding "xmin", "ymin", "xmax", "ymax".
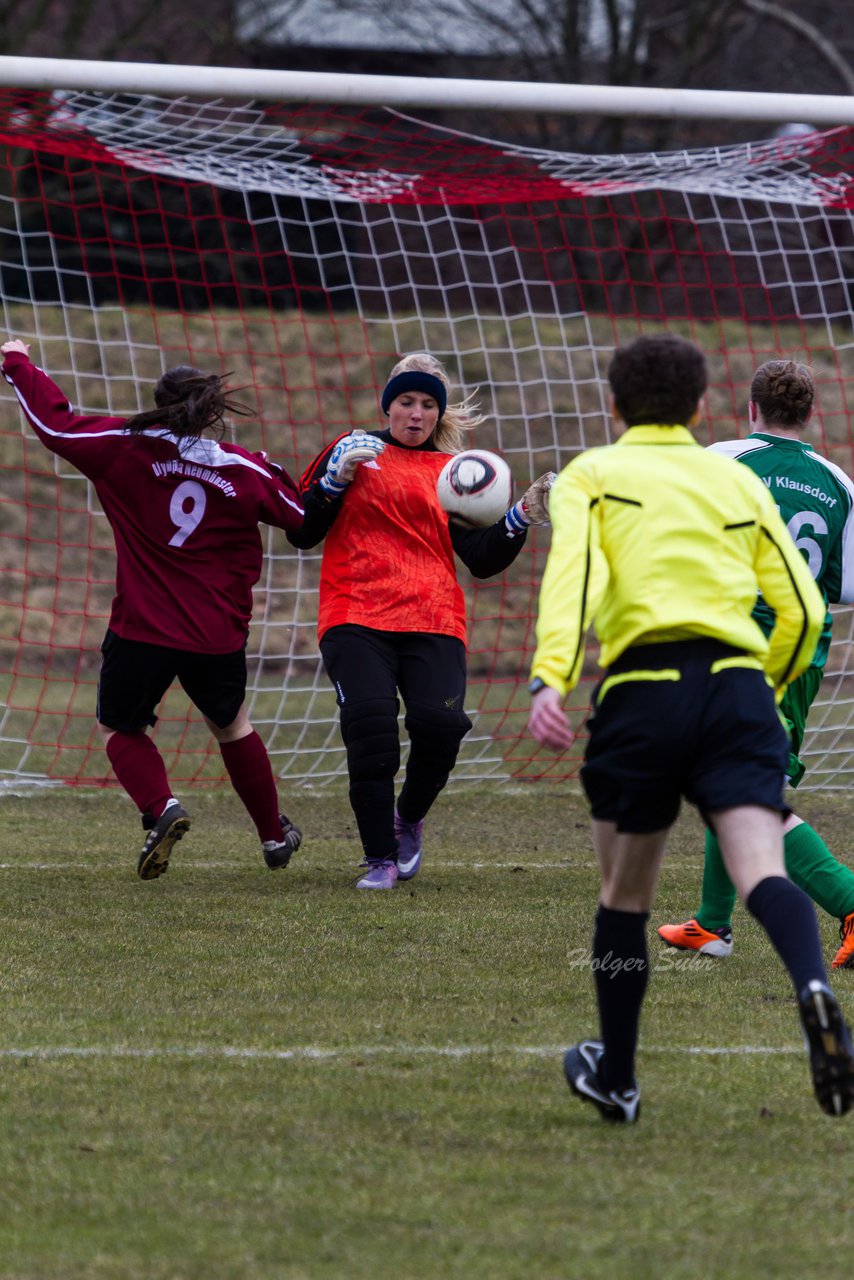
[{"xmin": 436, "ymin": 449, "xmax": 514, "ymax": 527}]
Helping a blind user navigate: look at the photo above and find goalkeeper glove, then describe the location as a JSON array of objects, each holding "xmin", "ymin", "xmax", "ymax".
[
  {"xmin": 505, "ymin": 471, "xmax": 557, "ymax": 534},
  {"xmin": 319, "ymin": 430, "xmax": 386, "ymax": 496}
]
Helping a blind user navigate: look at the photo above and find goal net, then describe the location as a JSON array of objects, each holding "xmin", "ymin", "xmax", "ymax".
[{"xmin": 1, "ymin": 89, "xmax": 853, "ymax": 790}]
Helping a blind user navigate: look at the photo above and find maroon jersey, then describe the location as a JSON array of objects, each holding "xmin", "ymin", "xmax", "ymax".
[{"xmin": 4, "ymin": 351, "xmax": 304, "ymax": 653}]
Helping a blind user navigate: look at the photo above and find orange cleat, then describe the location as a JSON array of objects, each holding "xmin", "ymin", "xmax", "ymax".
[
  {"xmin": 832, "ymin": 912, "xmax": 854, "ymax": 970},
  {"xmin": 657, "ymin": 917, "xmax": 733, "ymax": 958}
]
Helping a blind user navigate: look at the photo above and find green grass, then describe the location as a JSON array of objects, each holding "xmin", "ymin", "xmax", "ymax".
[{"xmin": 1, "ymin": 783, "xmax": 853, "ymax": 1278}]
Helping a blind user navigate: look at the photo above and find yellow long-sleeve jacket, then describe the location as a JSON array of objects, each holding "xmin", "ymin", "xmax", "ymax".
[{"xmin": 531, "ymin": 425, "xmax": 825, "ymax": 698}]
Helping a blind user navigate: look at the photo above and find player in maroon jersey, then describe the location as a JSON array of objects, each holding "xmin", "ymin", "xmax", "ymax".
[{"xmin": 3, "ymin": 339, "xmax": 306, "ymax": 880}]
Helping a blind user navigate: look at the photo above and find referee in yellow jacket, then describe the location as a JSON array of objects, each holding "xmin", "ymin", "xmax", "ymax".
[{"xmin": 528, "ymin": 333, "xmax": 854, "ymax": 1123}]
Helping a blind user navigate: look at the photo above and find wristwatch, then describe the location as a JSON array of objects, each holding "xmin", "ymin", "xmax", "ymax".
[{"xmin": 528, "ymin": 677, "xmax": 547, "ymax": 695}]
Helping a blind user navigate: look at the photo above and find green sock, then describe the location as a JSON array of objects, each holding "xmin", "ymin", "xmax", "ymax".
[
  {"xmin": 783, "ymin": 821, "xmax": 854, "ymax": 920},
  {"xmin": 695, "ymin": 829, "xmax": 737, "ymax": 932}
]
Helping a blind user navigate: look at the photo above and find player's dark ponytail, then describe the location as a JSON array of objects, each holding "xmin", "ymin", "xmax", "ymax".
[
  {"xmin": 750, "ymin": 360, "xmax": 814, "ymax": 428},
  {"xmin": 125, "ymin": 366, "xmax": 252, "ymax": 440}
]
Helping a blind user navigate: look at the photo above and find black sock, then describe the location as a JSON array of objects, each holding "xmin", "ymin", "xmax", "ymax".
[
  {"xmin": 591, "ymin": 903, "xmax": 649, "ymax": 1092},
  {"xmin": 746, "ymin": 875, "xmax": 827, "ymax": 993}
]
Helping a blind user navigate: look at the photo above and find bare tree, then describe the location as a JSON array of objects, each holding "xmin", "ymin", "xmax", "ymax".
[
  {"xmin": 0, "ymin": 0, "xmax": 239, "ymax": 65},
  {"xmin": 736, "ymin": 0, "xmax": 854, "ymax": 95},
  {"xmin": 261, "ymin": 0, "xmax": 854, "ymax": 150}
]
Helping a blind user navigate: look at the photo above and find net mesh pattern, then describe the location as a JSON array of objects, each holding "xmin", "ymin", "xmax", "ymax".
[{"xmin": 1, "ymin": 88, "xmax": 852, "ymax": 788}]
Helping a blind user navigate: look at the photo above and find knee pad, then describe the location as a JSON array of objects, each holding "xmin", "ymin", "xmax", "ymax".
[
  {"xmin": 339, "ymin": 697, "xmax": 400, "ymax": 783},
  {"xmin": 404, "ymin": 702, "xmax": 472, "ymax": 750}
]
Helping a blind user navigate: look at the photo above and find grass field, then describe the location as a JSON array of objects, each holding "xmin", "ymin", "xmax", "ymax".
[{"xmin": 1, "ymin": 781, "xmax": 853, "ymax": 1278}]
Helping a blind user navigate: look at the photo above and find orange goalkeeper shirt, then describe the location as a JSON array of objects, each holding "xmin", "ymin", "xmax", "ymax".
[{"xmin": 315, "ymin": 442, "xmax": 467, "ymax": 644}]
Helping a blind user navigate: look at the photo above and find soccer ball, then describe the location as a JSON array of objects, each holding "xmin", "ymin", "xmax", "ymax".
[{"xmin": 436, "ymin": 449, "xmax": 514, "ymax": 527}]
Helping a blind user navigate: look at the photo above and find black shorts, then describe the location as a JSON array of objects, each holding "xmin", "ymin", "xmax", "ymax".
[
  {"xmin": 580, "ymin": 639, "xmax": 790, "ymax": 834},
  {"xmin": 319, "ymin": 624, "xmax": 469, "ymax": 716},
  {"xmin": 96, "ymin": 629, "xmax": 247, "ymax": 732}
]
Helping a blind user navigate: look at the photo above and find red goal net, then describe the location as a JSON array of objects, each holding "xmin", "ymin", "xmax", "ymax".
[{"xmin": 2, "ymin": 89, "xmax": 853, "ymax": 789}]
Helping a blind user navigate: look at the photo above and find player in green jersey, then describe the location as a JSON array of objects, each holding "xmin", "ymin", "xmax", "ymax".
[{"xmin": 659, "ymin": 360, "xmax": 854, "ymax": 967}]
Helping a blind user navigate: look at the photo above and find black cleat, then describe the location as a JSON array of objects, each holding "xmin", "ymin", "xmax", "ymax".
[
  {"xmin": 563, "ymin": 1039, "xmax": 641, "ymax": 1123},
  {"xmin": 137, "ymin": 802, "xmax": 190, "ymax": 880},
  {"xmin": 262, "ymin": 814, "xmax": 302, "ymax": 870},
  {"xmin": 798, "ymin": 979, "xmax": 854, "ymax": 1117}
]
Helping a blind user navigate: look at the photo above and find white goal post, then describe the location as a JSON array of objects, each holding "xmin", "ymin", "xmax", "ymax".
[
  {"xmin": 1, "ymin": 57, "xmax": 853, "ymax": 791},
  {"xmin": 0, "ymin": 54, "xmax": 854, "ymax": 125}
]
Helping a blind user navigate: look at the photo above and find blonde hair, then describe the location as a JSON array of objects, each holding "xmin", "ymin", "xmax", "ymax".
[{"xmin": 386, "ymin": 352, "xmax": 485, "ymax": 454}]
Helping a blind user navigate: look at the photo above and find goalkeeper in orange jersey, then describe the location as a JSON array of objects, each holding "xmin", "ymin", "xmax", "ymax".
[
  {"xmin": 2, "ymin": 339, "xmax": 310, "ymax": 880},
  {"xmin": 659, "ymin": 359, "xmax": 854, "ymax": 968},
  {"xmin": 288, "ymin": 352, "xmax": 554, "ymax": 890},
  {"xmin": 527, "ymin": 332, "xmax": 854, "ymax": 1122}
]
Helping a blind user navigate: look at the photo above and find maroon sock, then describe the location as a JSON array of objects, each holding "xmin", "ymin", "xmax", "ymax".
[
  {"xmin": 105, "ymin": 731, "xmax": 173, "ymax": 819},
  {"xmin": 219, "ymin": 731, "xmax": 281, "ymax": 843}
]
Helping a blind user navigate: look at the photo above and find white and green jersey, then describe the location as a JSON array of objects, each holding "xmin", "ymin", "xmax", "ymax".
[{"xmin": 709, "ymin": 432, "xmax": 854, "ymax": 668}]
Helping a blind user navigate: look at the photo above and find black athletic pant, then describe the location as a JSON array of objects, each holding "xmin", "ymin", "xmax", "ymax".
[{"xmin": 320, "ymin": 624, "xmax": 473, "ymax": 860}]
